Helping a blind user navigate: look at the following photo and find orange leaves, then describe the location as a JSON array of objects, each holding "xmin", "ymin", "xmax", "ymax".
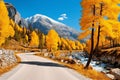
[
  {"xmin": 29, "ymin": 31, "xmax": 39, "ymax": 47},
  {"xmin": 8, "ymin": 25, "xmax": 15, "ymax": 37},
  {"xmin": 46, "ymin": 29, "xmax": 59, "ymax": 51},
  {"xmin": 103, "ymin": 0, "xmax": 120, "ymax": 20},
  {"xmin": 60, "ymin": 38, "xmax": 83, "ymax": 50},
  {"xmin": 66, "ymin": 39, "xmax": 76, "ymax": 50},
  {"xmin": 75, "ymin": 41, "xmax": 83, "ymax": 50},
  {"xmin": 78, "ymin": 30, "xmax": 91, "ymax": 39},
  {"xmin": 25, "ymin": 35, "xmax": 28, "ymax": 42},
  {"xmin": 80, "ymin": 0, "xmax": 120, "ymax": 52},
  {"xmin": 61, "ymin": 38, "xmax": 69, "ymax": 50},
  {"xmin": 0, "ymin": 1, "xmax": 15, "ymax": 46},
  {"xmin": 0, "ymin": 1, "xmax": 9, "ymax": 25},
  {"xmin": 15, "ymin": 24, "xmax": 22, "ymax": 32},
  {"xmin": 10, "ymin": 19, "xmax": 15, "ymax": 27}
]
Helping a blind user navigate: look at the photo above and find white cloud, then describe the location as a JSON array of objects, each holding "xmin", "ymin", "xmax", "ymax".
[
  {"xmin": 58, "ymin": 17, "xmax": 64, "ymax": 21},
  {"xmin": 58, "ymin": 13, "xmax": 68, "ymax": 21}
]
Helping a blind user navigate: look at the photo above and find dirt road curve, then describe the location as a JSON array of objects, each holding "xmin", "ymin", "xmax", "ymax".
[{"xmin": 0, "ymin": 53, "xmax": 90, "ymax": 80}]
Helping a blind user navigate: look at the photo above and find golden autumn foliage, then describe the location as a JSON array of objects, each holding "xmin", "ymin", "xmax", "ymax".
[
  {"xmin": 61, "ymin": 38, "xmax": 70, "ymax": 50},
  {"xmin": 22, "ymin": 27, "xmax": 27, "ymax": 34},
  {"xmin": 80, "ymin": 0, "xmax": 120, "ymax": 33},
  {"xmin": 58, "ymin": 37, "xmax": 61, "ymax": 49},
  {"xmin": 0, "ymin": 1, "xmax": 15, "ymax": 46},
  {"xmin": 60, "ymin": 38, "xmax": 83, "ymax": 50},
  {"xmin": 80, "ymin": 0, "xmax": 120, "ymax": 53},
  {"xmin": 70, "ymin": 40, "xmax": 76, "ymax": 50},
  {"xmin": 25, "ymin": 34, "xmax": 28, "ymax": 42},
  {"xmin": 29, "ymin": 31, "xmax": 39, "ymax": 47},
  {"xmin": 39, "ymin": 33, "xmax": 45, "ymax": 50},
  {"xmin": 75, "ymin": 41, "xmax": 83, "ymax": 50},
  {"xmin": 66, "ymin": 39, "xmax": 76, "ymax": 50},
  {"xmin": 14, "ymin": 24, "xmax": 23, "ymax": 32},
  {"xmin": 9, "ymin": 19, "xmax": 15, "ymax": 28},
  {"xmin": 46, "ymin": 29, "xmax": 59, "ymax": 51},
  {"xmin": 8, "ymin": 25, "xmax": 15, "ymax": 37},
  {"xmin": 78, "ymin": 30, "xmax": 91, "ymax": 40},
  {"xmin": 65, "ymin": 39, "xmax": 72, "ymax": 50}
]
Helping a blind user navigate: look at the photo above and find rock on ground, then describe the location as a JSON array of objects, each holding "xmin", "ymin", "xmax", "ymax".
[
  {"xmin": 0, "ymin": 49, "xmax": 17, "ymax": 68},
  {"xmin": 110, "ymin": 68, "xmax": 120, "ymax": 80}
]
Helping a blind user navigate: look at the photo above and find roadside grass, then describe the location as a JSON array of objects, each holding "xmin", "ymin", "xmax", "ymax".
[
  {"xmin": 35, "ymin": 53, "xmax": 111, "ymax": 80},
  {"xmin": 61, "ymin": 63, "xmax": 110, "ymax": 80},
  {"xmin": 0, "ymin": 53, "xmax": 21, "ymax": 75}
]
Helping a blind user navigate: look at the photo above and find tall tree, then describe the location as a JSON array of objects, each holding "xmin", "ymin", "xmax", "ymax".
[
  {"xmin": 38, "ymin": 30, "xmax": 45, "ymax": 52},
  {"xmin": 93, "ymin": 0, "xmax": 120, "ymax": 53},
  {"xmin": 80, "ymin": 1, "xmax": 96, "ymax": 68},
  {"xmin": 80, "ymin": 0, "xmax": 120, "ymax": 68},
  {"xmin": 46, "ymin": 29, "xmax": 59, "ymax": 52},
  {"xmin": 85, "ymin": 18, "xmax": 95, "ymax": 68},
  {"xmin": 29, "ymin": 31, "xmax": 39, "ymax": 47},
  {"xmin": 0, "ymin": 0, "xmax": 15, "ymax": 46}
]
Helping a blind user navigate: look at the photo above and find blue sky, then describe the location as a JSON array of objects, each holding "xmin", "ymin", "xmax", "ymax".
[{"xmin": 4, "ymin": 0, "xmax": 82, "ymax": 31}]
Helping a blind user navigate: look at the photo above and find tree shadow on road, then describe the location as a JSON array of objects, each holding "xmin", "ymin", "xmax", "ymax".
[{"xmin": 20, "ymin": 61, "xmax": 66, "ymax": 68}]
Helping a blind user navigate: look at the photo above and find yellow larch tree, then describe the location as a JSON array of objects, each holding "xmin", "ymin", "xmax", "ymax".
[
  {"xmin": 0, "ymin": 0, "xmax": 15, "ymax": 46},
  {"xmin": 25, "ymin": 34, "xmax": 28, "ymax": 42},
  {"xmin": 75, "ymin": 41, "xmax": 83, "ymax": 50},
  {"xmin": 61, "ymin": 38, "xmax": 72, "ymax": 50},
  {"xmin": 38, "ymin": 31, "xmax": 45, "ymax": 52},
  {"xmin": 58, "ymin": 37, "xmax": 61, "ymax": 50},
  {"xmin": 14, "ymin": 24, "xmax": 23, "ymax": 32},
  {"xmin": 46, "ymin": 29, "xmax": 59, "ymax": 51},
  {"xmin": 80, "ymin": 0, "xmax": 120, "ymax": 68},
  {"xmin": 68, "ymin": 40, "xmax": 76, "ymax": 50},
  {"xmin": 29, "ymin": 31, "xmax": 39, "ymax": 47},
  {"xmin": 61, "ymin": 38, "xmax": 68, "ymax": 50},
  {"xmin": 65, "ymin": 39, "xmax": 72, "ymax": 52},
  {"xmin": 8, "ymin": 24, "xmax": 15, "ymax": 38}
]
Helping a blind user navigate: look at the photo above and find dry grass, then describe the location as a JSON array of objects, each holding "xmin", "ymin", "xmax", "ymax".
[
  {"xmin": 2, "ymin": 39, "xmax": 27, "ymax": 51},
  {"xmin": 35, "ymin": 53, "xmax": 111, "ymax": 80},
  {"xmin": 0, "ymin": 54, "xmax": 21, "ymax": 75},
  {"xmin": 61, "ymin": 63, "xmax": 111, "ymax": 80},
  {"xmin": 2, "ymin": 39, "xmax": 41, "ymax": 53},
  {"xmin": 100, "ymin": 47, "xmax": 120, "ymax": 57}
]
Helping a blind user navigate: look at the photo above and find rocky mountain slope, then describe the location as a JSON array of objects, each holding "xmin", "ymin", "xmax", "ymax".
[{"xmin": 5, "ymin": 3, "xmax": 28, "ymax": 27}]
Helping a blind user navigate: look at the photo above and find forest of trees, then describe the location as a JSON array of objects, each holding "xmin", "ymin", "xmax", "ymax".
[{"xmin": 79, "ymin": 0, "xmax": 120, "ymax": 68}]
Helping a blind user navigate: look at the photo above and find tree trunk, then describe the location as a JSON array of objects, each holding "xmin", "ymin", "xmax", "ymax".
[
  {"xmin": 93, "ymin": 3, "xmax": 103, "ymax": 54},
  {"xmin": 84, "ymin": 4, "xmax": 95, "ymax": 69},
  {"xmin": 113, "ymin": 40, "xmax": 115, "ymax": 47},
  {"xmin": 84, "ymin": 27, "xmax": 94, "ymax": 69},
  {"xmin": 93, "ymin": 25, "xmax": 100, "ymax": 53}
]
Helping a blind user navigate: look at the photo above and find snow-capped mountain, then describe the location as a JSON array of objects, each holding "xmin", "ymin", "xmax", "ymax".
[{"xmin": 26, "ymin": 14, "xmax": 79, "ymax": 40}]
